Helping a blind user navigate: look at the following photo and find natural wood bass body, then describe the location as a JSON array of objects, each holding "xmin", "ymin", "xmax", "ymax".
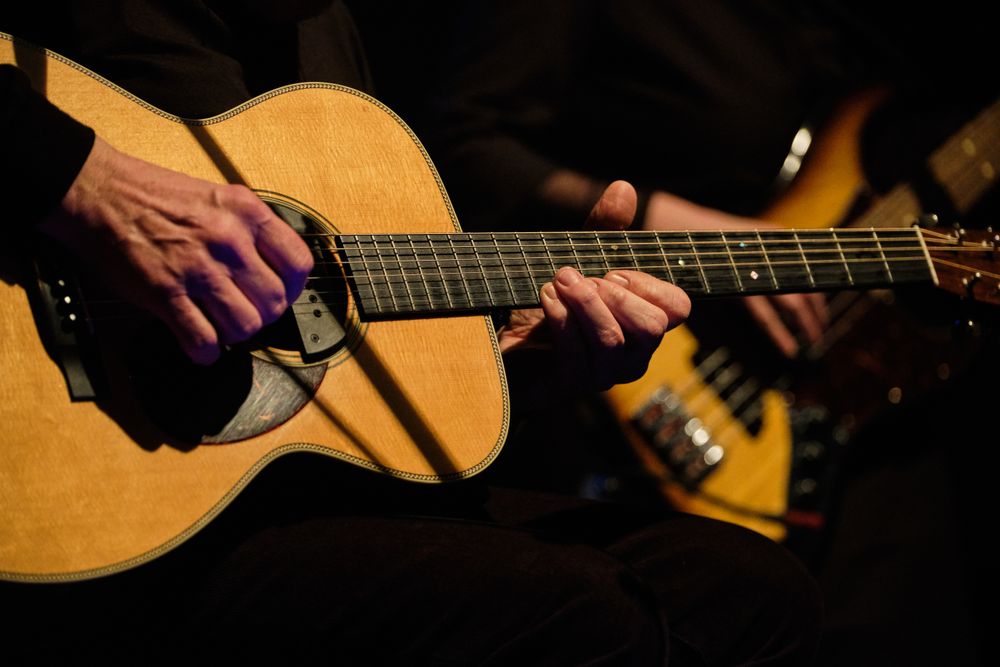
[
  {"xmin": 0, "ymin": 35, "xmax": 508, "ymax": 582},
  {"xmin": 605, "ymin": 90, "xmax": 997, "ymax": 541}
]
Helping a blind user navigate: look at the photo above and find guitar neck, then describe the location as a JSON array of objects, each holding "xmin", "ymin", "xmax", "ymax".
[{"xmin": 337, "ymin": 228, "xmax": 936, "ymax": 318}]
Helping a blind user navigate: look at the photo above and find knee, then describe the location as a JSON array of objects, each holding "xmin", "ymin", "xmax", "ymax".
[
  {"xmin": 498, "ymin": 549, "xmax": 668, "ymax": 665},
  {"xmin": 713, "ymin": 525, "xmax": 824, "ymax": 665}
]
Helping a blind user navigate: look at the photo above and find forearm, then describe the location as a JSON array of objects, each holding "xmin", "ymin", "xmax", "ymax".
[
  {"xmin": 642, "ymin": 190, "xmax": 759, "ymax": 231},
  {"xmin": 0, "ymin": 64, "xmax": 95, "ymax": 231},
  {"xmin": 537, "ymin": 168, "xmax": 762, "ymax": 232}
]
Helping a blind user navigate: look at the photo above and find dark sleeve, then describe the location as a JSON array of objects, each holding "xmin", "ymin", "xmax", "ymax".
[
  {"xmin": 413, "ymin": 1, "xmax": 593, "ymax": 232},
  {"xmin": 0, "ymin": 63, "xmax": 95, "ymax": 229}
]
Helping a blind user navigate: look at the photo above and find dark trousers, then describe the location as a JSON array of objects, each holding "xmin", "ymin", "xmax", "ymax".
[{"xmin": 7, "ymin": 456, "xmax": 821, "ymax": 665}]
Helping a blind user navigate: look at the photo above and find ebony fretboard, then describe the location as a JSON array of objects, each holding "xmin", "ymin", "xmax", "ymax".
[{"xmin": 336, "ymin": 228, "xmax": 935, "ymax": 319}]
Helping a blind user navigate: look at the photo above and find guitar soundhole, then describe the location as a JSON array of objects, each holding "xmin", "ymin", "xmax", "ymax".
[
  {"xmin": 125, "ymin": 198, "xmax": 349, "ymax": 446},
  {"xmin": 253, "ymin": 199, "xmax": 351, "ymax": 363}
]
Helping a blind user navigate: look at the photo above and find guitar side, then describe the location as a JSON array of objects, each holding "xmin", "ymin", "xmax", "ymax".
[{"xmin": 0, "ymin": 35, "xmax": 508, "ymax": 581}]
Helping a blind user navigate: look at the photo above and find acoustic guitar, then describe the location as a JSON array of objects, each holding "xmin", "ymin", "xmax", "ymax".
[
  {"xmin": 1, "ymin": 34, "xmax": 996, "ymax": 582},
  {"xmin": 604, "ymin": 90, "xmax": 1000, "ymax": 541}
]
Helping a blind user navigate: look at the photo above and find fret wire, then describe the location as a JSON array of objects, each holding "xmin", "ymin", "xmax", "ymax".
[
  {"xmin": 410, "ymin": 235, "xmax": 435, "ymax": 309},
  {"xmin": 654, "ymin": 234, "xmax": 676, "ymax": 284},
  {"xmin": 376, "ymin": 237, "xmax": 398, "ymax": 311},
  {"xmin": 626, "ymin": 235, "xmax": 642, "ymax": 271},
  {"xmin": 334, "ymin": 259, "xmax": 940, "ymax": 311},
  {"xmin": 791, "ymin": 231, "xmax": 816, "ymax": 288},
  {"xmin": 719, "ymin": 231, "xmax": 744, "ymax": 292},
  {"xmin": 433, "ymin": 236, "xmax": 455, "ymax": 309},
  {"xmin": 569, "ymin": 233, "xmax": 584, "ymax": 277},
  {"xmin": 336, "ymin": 229, "xmax": 929, "ymax": 251},
  {"xmin": 598, "ymin": 234, "xmax": 612, "ymax": 274},
  {"xmin": 514, "ymin": 231, "xmax": 539, "ymax": 300},
  {"xmin": 332, "ymin": 229, "xmax": 930, "ymax": 241},
  {"xmin": 345, "ymin": 254, "xmax": 933, "ymax": 286},
  {"xmin": 755, "ymin": 230, "xmax": 780, "ymax": 289},
  {"xmin": 391, "ymin": 239, "xmax": 414, "ymax": 312},
  {"xmin": 333, "ymin": 242, "xmax": 944, "ymax": 276},
  {"xmin": 122, "ymin": 242, "xmax": 939, "ymax": 314},
  {"xmin": 686, "ymin": 231, "xmax": 710, "ymax": 293},
  {"xmin": 338, "ymin": 244, "xmax": 939, "ymax": 273},
  {"xmin": 831, "ymin": 230, "xmax": 854, "ymax": 286},
  {"xmin": 493, "ymin": 233, "xmax": 517, "ymax": 305},
  {"xmin": 469, "ymin": 234, "xmax": 496, "ymax": 307},
  {"xmin": 398, "ymin": 236, "xmax": 418, "ymax": 310},
  {"xmin": 331, "ymin": 243, "xmax": 934, "ymax": 269},
  {"xmin": 336, "ymin": 231, "xmax": 949, "ymax": 302},
  {"xmin": 871, "ymin": 228, "xmax": 894, "ymax": 282},
  {"xmin": 340, "ymin": 238, "xmax": 364, "ymax": 310},
  {"xmin": 542, "ymin": 234, "xmax": 558, "ymax": 277}
]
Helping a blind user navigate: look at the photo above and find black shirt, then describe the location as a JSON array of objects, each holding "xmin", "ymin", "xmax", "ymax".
[{"xmin": 1, "ymin": 0, "xmax": 371, "ymax": 226}]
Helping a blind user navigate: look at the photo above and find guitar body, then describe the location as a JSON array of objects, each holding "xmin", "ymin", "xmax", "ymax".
[
  {"xmin": 0, "ymin": 35, "xmax": 508, "ymax": 581},
  {"xmin": 605, "ymin": 90, "xmax": 986, "ymax": 540}
]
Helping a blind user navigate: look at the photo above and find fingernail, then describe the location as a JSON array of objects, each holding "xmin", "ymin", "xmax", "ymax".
[
  {"xmin": 541, "ymin": 283, "xmax": 557, "ymax": 300},
  {"xmin": 606, "ymin": 272, "xmax": 629, "ymax": 287},
  {"xmin": 555, "ymin": 267, "xmax": 581, "ymax": 286}
]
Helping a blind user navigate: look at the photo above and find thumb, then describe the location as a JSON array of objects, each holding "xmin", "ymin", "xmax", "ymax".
[{"xmin": 584, "ymin": 180, "xmax": 637, "ymax": 231}]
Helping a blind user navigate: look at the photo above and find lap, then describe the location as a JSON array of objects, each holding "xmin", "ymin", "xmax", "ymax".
[{"xmin": 5, "ymin": 456, "xmax": 821, "ymax": 665}]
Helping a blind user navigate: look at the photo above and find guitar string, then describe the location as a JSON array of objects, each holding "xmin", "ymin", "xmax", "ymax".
[
  {"xmin": 309, "ymin": 226, "xmax": 981, "ymax": 246},
  {"xmin": 340, "ymin": 255, "xmax": 935, "ymax": 283},
  {"xmin": 317, "ymin": 233, "xmax": 990, "ymax": 268},
  {"xmin": 76, "ymin": 251, "xmax": 978, "ymax": 319},
  {"xmin": 76, "ymin": 253, "xmax": 938, "ymax": 308},
  {"xmin": 303, "ymin": 247, "xmax": 996, "ymax": 284},
  {"xmin": 306, "ymin": 231, "xmax": 941, "ymax": 249},
  {"xmin": 74, "ymin": 242, "xmax": 993, "ymax": 316},
  {"xmin": 314, "ymin": 245, "xmax": 990, "ymax": 275}
]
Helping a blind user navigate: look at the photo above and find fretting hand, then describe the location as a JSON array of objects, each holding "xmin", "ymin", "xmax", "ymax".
[{"xmin": 498, "ymin": 181, "xmax": 691, "ymax": 395}]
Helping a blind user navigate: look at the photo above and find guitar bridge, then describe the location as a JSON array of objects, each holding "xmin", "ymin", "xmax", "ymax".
[
  {"xmin": 29, "ymin": 249, "xmax": 101, "ymax": 401},
  {"xmin": 632, "ymin": 386, "xmax": 724, "ymax": 488}
]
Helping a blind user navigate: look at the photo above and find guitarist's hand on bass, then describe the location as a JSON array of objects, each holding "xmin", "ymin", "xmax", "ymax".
[
  {"xmin": 644, "ymin": 190, "xmax": 828, "ymax": 358},
  {"xmin": 38, "ymin": 136, "xmax": 314, "ymax": 364}
]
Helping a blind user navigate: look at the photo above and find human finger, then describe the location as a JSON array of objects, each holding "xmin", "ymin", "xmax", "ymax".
[
  {"xmin": 540, "ymin": 279, "xmax": 591, "ymax": 386},
  {"xmin": 585, "ymin": 180, "xmax": 638, "ymax": 231},
  {"xmin": 592, "ymin": 275, "xmax": 672, "ymax": 383},
  {"xmin": 744, "ymin": 296, "xmax": 798, "ymax": 358},
  {"xmin": 771, "ymin": 293, "xmax": 825, "ymax": 344},
  {"xmin": 603, "ymin": 270, "xmax": 691, "ymax": 331},
  {"xmin": 239, "ymin": 193, "xmax": 314, "ymax": 303},
  {"xmin": 224, "ymin": 244, "xmax": 292, "ymax": 326},
  {"xmin": 806, "ymin": 292, "xmax": 829, "ymax": 327},
  {"xmin": 187, "ymin": 271, "xmax": 264, "ymax": 345},
  {"xmin": 551, "ymin": 267, "xmax": 626, "ymax": 389},
  {"xmin": 159, "ymin": 293, "xmax": 221, "ymax": 365}
]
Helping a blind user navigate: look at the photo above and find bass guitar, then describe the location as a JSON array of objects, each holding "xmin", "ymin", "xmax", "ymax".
[{"xmin": 604, "ymin": 90, "xmax": 1000, "ymax": 541}]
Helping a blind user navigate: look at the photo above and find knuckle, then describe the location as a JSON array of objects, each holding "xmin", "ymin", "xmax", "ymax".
[
  {"xmin": 219, "ymin": 183, "xmax": 257, "ymax": 208},
  {"xmin": 597, "ymin": 326, "xmax": 626, "ymax": 350},
  {"xmin": 639, "ymin": 312, "xmax": 669, "ymax": 340},
  {"xmin": 261, "ymin": 291, "xmax": 289, "ymax": 323},
  {"xmin": 231, "ymin": 311, "xmax": 264, "ymax": 341},
  {"xmin": 293, "ymin": 245, "xmax": 315, "ymax": 275}
]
